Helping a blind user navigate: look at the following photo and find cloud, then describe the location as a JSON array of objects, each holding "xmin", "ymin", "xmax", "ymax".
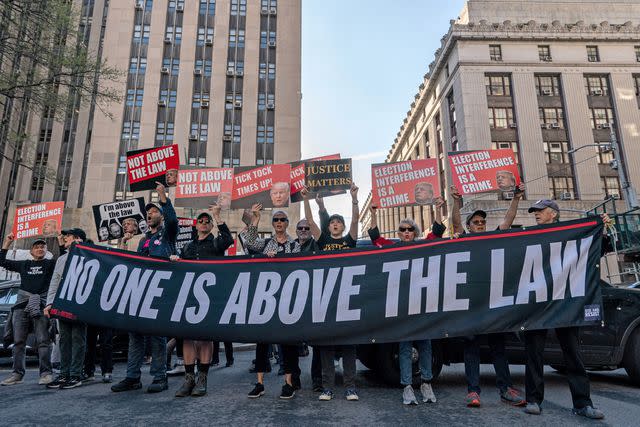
[{"xmin": 351, "ymin": 150, "xmax": 388, "ymax": 161}]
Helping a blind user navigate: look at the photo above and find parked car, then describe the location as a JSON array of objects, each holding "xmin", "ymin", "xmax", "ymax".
[{"xmin": 0, "ymin": 280, "xmax": 37, "ymax": 356}]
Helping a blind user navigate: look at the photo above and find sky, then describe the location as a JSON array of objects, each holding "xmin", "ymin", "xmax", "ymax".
[{"xmin": 300, "ymin": 0, "xmax": 468, "ymax": 225}]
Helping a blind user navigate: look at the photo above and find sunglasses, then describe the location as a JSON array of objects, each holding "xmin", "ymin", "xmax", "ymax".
[
  {"xmin": 297, "ymin": 226, "xmax": 310, "ymax": 231},
  {"xmin": 398, "ymin": 227, "xmax": 415, "ymax": 232},
  {"xmin": 198, "ymin": 219, "xmax": 211, "ymax": 224},
  {"xmin": 471, "ymin": 220, "xmax": 486, "ymax": 225},
  {"xmin": 272, "ymin": 217, "xmax": 288, "ymax": 223}
]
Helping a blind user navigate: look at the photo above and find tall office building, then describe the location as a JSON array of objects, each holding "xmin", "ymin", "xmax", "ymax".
[
  {"xmin": 0, "ymin": 0, "xmax": 301, "ymax": 240},
  {"xmin": 361, "ymin": 0, "xmax": 640, "ymax": 249}
]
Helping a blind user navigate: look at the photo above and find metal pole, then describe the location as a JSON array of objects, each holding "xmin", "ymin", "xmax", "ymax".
[{"xmin": 610, "ymin": 126, "xmax": 639, "ymax": 210}]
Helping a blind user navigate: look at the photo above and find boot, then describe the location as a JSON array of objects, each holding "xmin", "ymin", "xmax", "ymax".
[
  {"xmin": 175, "ymin": 373, "xmax": 195, "ymax": 397},
  {"xmin": 191, "ymin": 372, "xmax": 208, "ymax": 397}
]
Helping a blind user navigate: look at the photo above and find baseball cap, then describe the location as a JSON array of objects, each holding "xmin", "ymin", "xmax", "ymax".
[
  {"xmin": 328, "ymin": 214, "xmax": 345, "ymax": 225},
  {"xmin": 197, "ymin": 212, "xmax": 212, "ymax": 221},
  {"xmin": 62, "ymin": 228, "xmax": 87, "ymax": 241},
  {"xmin": 272, "ymin": 210, "xmax": 289, "ymax": 219},
  {"xmin": 145, "ymin": 202, "xmax": 163, "ymax": 215},
  {"xmin": 31, "ymin": 239, "xmax": 46, "ymax": 247},
  {"xmin": 465, "ymin": 210, "xmax": 487, "ymax": 226},
  {"xmin": 528, "ymin": 199, "xmax": 559, "ymax": 213}
]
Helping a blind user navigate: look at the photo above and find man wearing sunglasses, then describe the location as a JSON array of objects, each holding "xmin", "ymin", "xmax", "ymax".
[
  {"xmin": 170, "ymin": 204, "xmax": 233, "ymax": 398},
  {"xmin": 451, "ymin": 184, "xmax": 526, "ymax": 408},
  {"xmin": 240, "ymin": 204, "xmax": 301, "ymax": 400},
  {"xmin": 366, "ymin": 197, "xmax": 446, "ymax": 405}
]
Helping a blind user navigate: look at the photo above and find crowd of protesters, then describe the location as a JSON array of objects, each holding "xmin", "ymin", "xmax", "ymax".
[{"xmin": 0, "ymin": 180, "xmax": 612, "ymax": 420}]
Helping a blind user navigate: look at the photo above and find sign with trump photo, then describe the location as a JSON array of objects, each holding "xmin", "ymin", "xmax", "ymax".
[
  {"xmin": 371, "ymin": 159, "xmax": 440, "ymax": 208},
  {"xmin": 448, "ymin": 149, "xmax": 521, "ymax": 196},
  {"xmin": 230, "ymin": 164, "xmax": 292, "ymax": 209},
  {"xmin": 175, "ymin": 167, "xmax": 233, "ymax": 209},
  {"xmin": 12, "ymin": 202, "xmax": 65, "ymax": 240}
]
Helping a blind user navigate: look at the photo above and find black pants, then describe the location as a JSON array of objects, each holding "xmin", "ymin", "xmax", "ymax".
[
  {"xmin": 83, "ymin": 325, "xmax": 113, "ymax": 376},
  {"xmin": 311, "ymin": 346, "xmax": 322, "ymax": 385},
  {"xmin": 255, "ymin": 343, "xmax": 300, "ymax": 375},
  {"xmin": 213, "ymin": 342, "xmax": 233, "ymax": 364},
  {"xmin": 524, "ymin": 327, "xmax": 592, "ymax": 408},
  {"xmin": 464, "ymin": 333, "xmax": 512, "ymax": 393}
]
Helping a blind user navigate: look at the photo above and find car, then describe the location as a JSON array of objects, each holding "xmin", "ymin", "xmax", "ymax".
[{"xmin": 0, "ymin": 280, "xmax": 37, "ymax": 356}]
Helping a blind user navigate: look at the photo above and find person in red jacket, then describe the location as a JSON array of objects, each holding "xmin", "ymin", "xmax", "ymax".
[{"xmin": 366, "ymin": 197, "xmax": 445, "ymax": 405}]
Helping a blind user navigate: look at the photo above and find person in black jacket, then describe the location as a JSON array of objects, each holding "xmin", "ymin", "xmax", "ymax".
[
  {"xmin": 0, "ymin": 233, "xmax": 56, "ymax": 386},
  {"xmin": 172, "ymin": 205, "xmax": 233, "ymax": 397}
]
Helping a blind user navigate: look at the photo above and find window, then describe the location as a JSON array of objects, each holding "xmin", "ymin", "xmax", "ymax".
[
  {"xmin": 636, "ymin": 46, "xmax": 640, "ymax": 62},
  {"xmin": 594, "ymin": 143, "xmax": 614, "ymax": 164},
  {"xmin": 489, "ymin": 45, "xmax": 502, "ymax": 61},
  {"xmin": 602, "ymin": 177, "xmax": 621, "ymax": 199},
  {"xmin": 584, "ymin": 75, "xmax": 609, "ymax": 96},
  {"xmin": 199, "ymin": 0, "xmax": 215, "ymax": 14},
  {"xmin": 133, "ymin": 25, "xmax": 151, "ymax": 43},
  {"xmin": 229, "ymin": 29, "xmax": 245, "ymax": 48},
  {"xmin": 191, "ymin": 92, "xmax": 209, "ymax": 108},
  {"xmin": 543, "ymin": 141, "xmax": 570, "ymax": 164},
  {"xmin": 130, "ymin": 57, "xmax": 147, "ymax": 74},
  {"xmin": 488, "ymin": 107, "xmax": 514, "ymax": 129},
  {"xmin": 168, "ymin": 0, "xmax": 184, "ymax": 9},
  {"xmin": 161, "ymin": 58, "xmax": 179, "ymax": 75},
  {"xmin": 257, "ymin": 125, "xmax": 274, "ymax": 144},
  {"xmin": 260, "ymin": 31, "xmax": 276, "ymax": 48},
  {"xmin": 195, "ymin": 59, "xmax": 212, "ymax": 76},
  {"xmin": 586, "ymin": 45, "xmax": 600, "ymax": 62},
  {"xmin": 125, "ymin": 89, "xmax": 144, "ymax": 106},
  {"xmin": 589, "ymin": 108, "xmax": 615, "ymax": 129},
  {"xmin": 549, "ymin": 177, "xmax": 575, "ymax": 200},
  {"xmin": 538, "ymin": 107, "xmax": 566, "ymax": 128},
  {"xmin": 122, "ymin": 121, "xmax": 141, "ymax": 140},
  {"xmin": 156, "ymin": 122, "xmax": 174, "ymax": 142},
  {"xmin": 225, "ymin": 93, "xmax": 243, "ymax": 109},
  {"xmin": 485, "ymin": 75, "xmax": 511, "ymax": 96},
  {"xmin": 166, "ymin": 26, "xmax": 183, "ymax": 43},
  {"xmin": 230, "ymin": 0, "xmax": 246, "ymax": 16},
  {"xmin": 257, "ymin": 93, "xmax": 275, "ymax": 110},
  {"xmin": 197, "ymin": 27, "xmax": 214, "ymax": 46},
  {"xmin": 492, "ymin": 141, "xmax": 519, "ymax": 164},
  {"xmin": 538, "ymin": 45, "xmax": 552, "ymax": 61},
  {"xmin": 159, "ymin": 89, "xmax": 177, "ymax": 107},
  {"xmin": 535, "ymin": 75, "xmax": 561, "ymax": 96}
]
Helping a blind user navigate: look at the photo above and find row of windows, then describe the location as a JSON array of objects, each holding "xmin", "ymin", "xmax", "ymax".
[
  {"xmin": 488, "ymin": 44, "xmax": 640, "ymax": 63},
  {"xmin": 488, "ymin": 74, "xmax": 613, "ymax": 97},
  {"xmin": 487, "ymin": 106, "xmax": 614, "ymax": 131}
]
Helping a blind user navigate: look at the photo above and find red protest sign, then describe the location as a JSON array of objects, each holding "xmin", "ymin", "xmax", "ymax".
[
  {"xmin": 230, "ymin": 164, "xmax": 292, "ymax": 209},
  {"xmin": 371, "ymin": 159, "xmax": 440, "ymax": 208},
  {"xmin": 289, "ymin": 154, "xmax": 341, "ymax": 203},
  {"xmin": 175, "ymin": 167, "xmax": 233, "ymax": 209},
  {"xmin": 448, "ymin": 149, "xmax": 520, "ymax": 195},
  {"xmin": 126, "ymin": 144, "xmax": 180, "ymax": 191},
  {"xmin": 12, "ymin": 201, "xmax": 65, "ymax": 239}
]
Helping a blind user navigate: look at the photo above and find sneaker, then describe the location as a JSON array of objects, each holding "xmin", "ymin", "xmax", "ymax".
[
  {"xmin": 147, "ymin": 378, "xmax": 168, "ymax": 393},
  {"xmin": 38, "ymin": 374, "xmax": 53, "ymax": 385},
  {"xmin": 248, "ymin": 382, "xmax": 265, "ymax": 398},
  {"xmin": 61, "ymin": 377, "xmax": 83, "ymax": 389},
  {"xmin": 346, "ymin": 389, "xmax": 359, "ymax": 401},
  {"xmin": 46, "ymin": 375, "xmax": 67, "ymax": 389},
  {"xmin": 500, "ymin": 387, "xmax": 525, "ymax": 406},
  {"xmin": 421, "ymin": 382, "xmax": 436, "ymax": 403},
  {"xmin": 167, "ymin": 360, "xmax": 185, "ymax": 376},
  {"xmin": 0, "ymin": 373, "xmax": 23, "ymax": 386},
  {"xmin": 102, "ymin": 373, "xmax": 113, "ymax": 383},
  {"xmin": 573, "ymin": 405, "xmax": 604, "ymax": 420},
  {"xmin": 191, "ymin": 372, "xmax": 208, "ymax": 397},
  {"xmin": 225, "ymin": 359, "xmax": 234, "ymax": 367},
  {"xmin": 81, "ymin": 373, "xmax": 95, "ymax": 382},
  {"xmin": 319, "ymin": 389, "xmax": 334, "ymax": 401},
  {"xmin": 175, "ymin": 373, "xmax": 196, "ymax": 397},
  {"xmin": 403, "ymin": 385, "xmax": 418, "ymax": 405},
  {"xmin": 524, "ymin": 402, "xmax": 542, "ymax": 415},
  {"xmin": 111, "ymin": 377, "xmax": 142, "ymax": 392},
  {"xmin": 280, "ymin": 383, "xmax": 295, "ymax": 399},
  {"xmin": 466, "ymin": 391, "xmax": 481, "ymax": 407},
  {"xmin": 312, "ymin": 381, "xmax": 323, "ymax": 392}
]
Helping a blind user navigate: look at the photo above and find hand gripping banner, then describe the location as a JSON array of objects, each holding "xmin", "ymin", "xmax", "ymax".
[{"xmin": 51, "ymin": 217, "xmax": 604, "ymax": 345}]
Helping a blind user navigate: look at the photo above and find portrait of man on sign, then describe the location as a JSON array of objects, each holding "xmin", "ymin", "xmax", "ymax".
[
  {"xmin": 165, "ymin": 168, "xmax": 179, "ymax": 187},
  {"xmin": 270, "ymin": 182, "xmax": 290, "ymax": 207},
  {"xmin": 216, "ymin": 192, "xmax": 232, "ymax": 210},
  {"xmin": 414, "ymin": 182, "xmax": 435, "ymax": 205},
  {"xmin": 42, "ymin": 219, "xmax": 59, "ymax": 237},
  {"xmin": 496, "ymin": 170, "xmax": 516, "ymax": 192}
]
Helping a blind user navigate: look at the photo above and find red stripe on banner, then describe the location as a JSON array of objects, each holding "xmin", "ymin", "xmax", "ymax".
[{"xmin": 77, "ymin": 219, "xmax": 598, "ymax": 265}]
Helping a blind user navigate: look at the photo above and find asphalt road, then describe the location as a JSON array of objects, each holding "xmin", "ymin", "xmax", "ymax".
[{"xmin": 1, "ymin": 350, "xmax": 639, "ymax": 426}]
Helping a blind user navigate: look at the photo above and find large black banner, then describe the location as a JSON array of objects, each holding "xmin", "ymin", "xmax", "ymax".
[{"xmin": 51, "ymin": 218, "xmax": 604, "ymax": 345}]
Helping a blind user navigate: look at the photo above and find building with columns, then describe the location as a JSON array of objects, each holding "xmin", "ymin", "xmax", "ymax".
[{"xmin": 360, "ymin": 0, "xmax": 640, "ymax": 253}]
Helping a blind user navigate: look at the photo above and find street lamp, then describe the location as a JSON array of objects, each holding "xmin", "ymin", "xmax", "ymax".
[{"xmin": 568, "ymin": 125, "xmax": 639, "ymax": 210}]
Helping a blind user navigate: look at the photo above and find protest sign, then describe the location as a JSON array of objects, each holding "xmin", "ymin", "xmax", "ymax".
[
  {"xmin": 12, "ymin": 202, "xmax": 65, "ymax": 239},
  {"xmin": 304, "ymin": 158, "xmax": 352, "ymax": 197},
  {"xmin": 175, "ymin": 167, "xmax": 233, "ymax": 209},
  {"xmin": 289, "ymin": 154, "xmax": 341, "ymax": 203},
  {"xmin": 126, "ymin": 144, "xmax": 180, "ymax": 192},
  {"xmin": 92, "ymin": 198, "xmax": 147, "ymax": 242},
  {"xmin": 176, "ymin": 217, "xmax": 197, "ymax": 254},
  {"xmin": 371, "ymin": 159, "xmax": 440, "ymax": 208},
  {"xmin": 448, "ymin": 149, "xmax": 520, "ymax": 196},
  {"xmin": 230, "ymin": 164, "xmax": 292, "ymax": 209},
  {"xmin": 52, "ymin": 217, "xmax": 603, "ymax": 344}
]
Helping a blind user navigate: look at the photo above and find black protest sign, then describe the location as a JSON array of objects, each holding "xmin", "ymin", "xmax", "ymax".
[
  {"xmin": 176, "ymin": 217, "xmax": 197, "ymax": 254},
  {"xmin": 51, "ymin": 217, "xmax": 603, "ymax": 345},
  {"xmin": 92, "ymin": 198, "xmax": 147, "ymax": 242},
  {"xmin": 304, "ymin": 158, "xmax": 352, "ymax": 197}
]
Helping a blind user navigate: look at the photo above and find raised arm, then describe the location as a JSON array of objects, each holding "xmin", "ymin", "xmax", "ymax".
[
  {"xmin": 156, "ymin": 182, "xmax": 178, "ymax": 241},
  {"xmin": 450, "ymin": 185, "xmax": 464, "ymax": 235},
  {"xmin": 239, "ymin": 204, "xmax": 267, "ymax": 252},
  {"xmin": 301, "ymin": 187, "xmax": 321, "ymax": 240},
  {"xmin": 0, "ymin": 233, "xmax": 22, "ymax": 272},
  {"xmin": 317, "ymin": 194, "xmax": 330, "ymax": 233},
  {"xmin": 368, "ymin": 205, "xmax": 378, "ymax": 230},
  {"xmin": 349, "ymin": 183, "xmax": 359, "ymax": 241},
  {"xmin": 499, "ymin": 183, "xmax": 525, "ymax": 230},
  {"xmin": 211, "ymin": 204, "xmax": 234, "ymax": 252}
]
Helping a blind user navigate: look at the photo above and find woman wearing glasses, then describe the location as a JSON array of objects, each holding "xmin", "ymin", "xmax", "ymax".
[
  {"xmin": 367, "ymin": 197, "xmax": 447, "ymax": 406},
  {"xmin": 240, "ymin": 204, "xmax": 301, "ymax": 400}
]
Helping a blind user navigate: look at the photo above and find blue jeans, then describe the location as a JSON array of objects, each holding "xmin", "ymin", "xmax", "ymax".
[
  {"xmin": 126, "ymin": 333, "xmax": 166, "ymax": 381},
  {"xmin": 399, "ymin": 340, "xmax": 432, "ymax": 386}
]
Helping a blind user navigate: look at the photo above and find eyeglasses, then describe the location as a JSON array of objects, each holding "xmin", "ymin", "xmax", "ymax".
[
  {"xmin": 398, "ymin": 227, "xmax": 415, "ymax": 232},
  {"xmin": 272, "ymin": 217, "xmax": 288, "ymax": 223},
  {"xmin": 197, "ymin": 219, "xmax": 211, "ymax": 224},
  {"xmin": 471, "ymin": 220, "xmax": 486, "ymax": 225},
  {"xmin": 297, "ymin": 226, "xmax": 310, "ymax": 231}
]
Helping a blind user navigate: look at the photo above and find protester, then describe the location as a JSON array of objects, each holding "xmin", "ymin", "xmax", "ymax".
[
  {"xmin": 119, "ymin": 217, "xmax": 139, "ymax": 250},
  {"xmin": 84, "ymin": 325, "xmax": 114, "ymax": 383},
  {"xmin": 302, "ymin": 183, "xmax": 361, "ymax": 401},
  {"xmin": 213, "ymin": 342, "xmax": 234, "ymax": 367},
  {"xmin": 240, "ymin": 204, "xmax": 301, "ymax": 399},
  {"xmin": 367, "ymin": 198, "xmax": 445, "ymax": 405},
  {"xmin": 44, "ymin": 228, "xmax": 88, "ymax": 389},
  {"xmin": 450, "ymin": 184, "xmax": 526, "ymax": 408},
  {"xmin": 522, "ymin": 199, "xmax": 607, "ymax": 419},
  {"xmin": 170, "ymin": 205, "xmax": 233, "ymax": 397},
  {"xmin": 0, "ymin": 234, "xmax": 56, "ymax": 386},
  {"xmin": 111, "ymin": 182, "xmax": 177, "ymax": 394}
]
